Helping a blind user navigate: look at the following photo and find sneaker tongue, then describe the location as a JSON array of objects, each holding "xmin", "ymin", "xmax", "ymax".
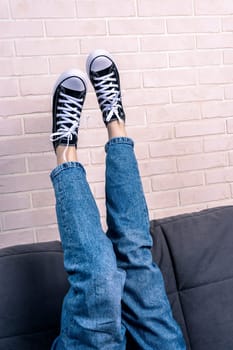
[
  {"xmin": 94, "ymin": 64, "xmax": 113, "ymax": 78},
  {"xmin": 60, "ymin": 85, "xmax": 85, "ymax": 99}
]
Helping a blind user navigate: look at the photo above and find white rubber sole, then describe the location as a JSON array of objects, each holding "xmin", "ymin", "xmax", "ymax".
[
  {"xmin": 53, "ymin": 69, "xmax": 88, "ymax": 95},
  {"xmin": 86, "ymin": 49, "xmax": 113, "ymax": 77}
]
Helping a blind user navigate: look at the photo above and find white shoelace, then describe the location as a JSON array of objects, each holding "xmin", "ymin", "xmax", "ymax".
[
  {"xmin": 50, "ymin": 91, "xmax": 83, "ymax": 161},
  {"xmin": 94, "ymin": 71, "xmax": 123, "ymax": 123}
]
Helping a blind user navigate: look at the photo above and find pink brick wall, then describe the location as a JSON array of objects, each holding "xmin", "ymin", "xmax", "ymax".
[{"xmin": 1, "ymin": 0, "xmax": 233, "ymax": 247}]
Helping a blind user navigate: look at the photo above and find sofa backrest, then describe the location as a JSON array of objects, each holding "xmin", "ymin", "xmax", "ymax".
[
  {"xmin": 151, "ymin": 205, "xmax": 233, "ymax": 350},
  {"xmin": 0, "ymin": 241, "xmax": 68, "ymax": 350}
]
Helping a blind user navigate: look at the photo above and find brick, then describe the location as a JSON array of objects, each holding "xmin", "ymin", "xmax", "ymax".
[
  {"xmin": 199, "ymin": 67, "xmax": 233, "ymax": 84},
  {"xmin": 175, "ymin": 119, "xmax": 225, "ymax": 138},
  {"xmin": 142, "ymin": 178, "xmax": 151, "ymax": 193},
  {"xmin": 77, "ymin": 0, "xmax": 135, "ymax": 17},
  {"xmin": 138, "ymin": 0, "xmax": 192, "ymax": 16},
  {"xmin": 146, "ymin": 103, "xmax": 201, "ymax": 123},
  {"xmin": 46, "ymin": 19, "xmax": 106, "ymax": 36},
  {"xmin": 149, "ymin": 139, "xmax": 202, "ymax": 158},
  {"xmin": 141, "ymin": 35, "xmax": 195, "ymax": 52},
  {"xmin": 0, "ymin": 193, "xmax": 30, "ymax": 211},
  {"xmin": 229, "ymin": 152, "xmax": 233, "ymax": 165},
  {"xmin": 10, "ymin": 0, "xmax": 76, "ymax": 18},
  {"xmin": 172, "ymin": 86, "xmax": 223, "ymax": 103},
  {"xmin": 85, "ymin": 109, "xmax": 104, "ymax": 129},
  {"xmin": 24, "ymin": 115, "xmax": 50, "ymax": 134},
  {"xmin": 80, "ymin": 37, "xmax": 138, "ymax": 54},
  {"xmin": 177, "ymin": 153, "xmax": 227, "ymax": 172},
  {"xmin": 207, "ymin": 199, "xmax": 233, "ymax": 209},
  {"xmin": 36, "ymin": 226, "xmax": 60, "ymax": 242},
  {"xmin": 78, "ymin": 128, "xmax": 107, "ymax": 148},
  {"xmin": 143, "ymin": 69, "xmax": 195, "ymax": 88},
  {"xmin": 123, "ymin": 107, "xmax": 146, "ymax": 127},
  {"xmin": 83, "ymin": 91, "xmax": 105, "ymax": 111},
  {"xmin": 206, "ymin": 168, "xmax": 233, "ymax": 184},
  {"xmin": 0, "ymin": 230, "xmax": 34, "ymax": 249},
  {"xmin": 154, "ymin": 204, "xmax": 206, "ymax": 220},
  {"xmin": 0, "ymin": 41, "xmax": 14, "ymax": 57},
  {"xmin": 19, "ymin": 76, "xmax": 54, "ymax": 96},
  {"xmin": 204, "ymin": 135, "xmax": 233, "ymax": 152},
  {"xmin": 28, "ymin": 154, "xmax": 56, "ymax": 172},
  {"xmin": 0, "ymin": 97, "xmax": 50, "ymax": 117},
  {"xmin": 0, "ymin": 135, "xmax": 51, "ymax": 157},
  {"xmin": 32, "ymin": 190, "xmax": 55, "ymax": 208},
  {"xmin": 195, "ymin": 0, "xmax": 233, "ymax": 15},
  {"xmin": 74, "ymin": 149, "xmax": 91, "ymax": 166},
  {"xmin": 222, "ymin": 17, "xmax": 233, "ymax": 31},
  {"xmin": 167, "ymin": 18, "xmax": 220, "ymax": 34},
  {"xmin": 169, "ymin": 51, "xmax": 221, "ymax": 68},
  {"xmin": 124, "ymin": 88, "xmax": 169, "ymax": 107},
  {"xmin": 93, "ymin": 182, "xmax": 105, "ymax": 199},
  {"xmin": 109, "ymin": 18, "xmax": 164, "ymax": 35},
  {"xmin": 90, "ymin": 148, "xmax": 105, "ymax": 165},
  {"xmin": 134, "ymin": 143, "xmax": 149, "ymax": 160},
  {"xmin": 139, "ymin": 158, "xmax": 176, "ymax": 177},
  {"xmin": 128, "ymin": 125, "xmax": 173, "ymax": 143},
  {"xmin": 202, "ymin": 101, "xmax": 233, "ymax": 118},
  {"xmin": 115, "ymin": 52, "xmax": 168, "ymax": 70},
  {"xmin": 85, "ymin": 165, "xmax": 105, "ymax": 183},
  {"xmin": 145, "ymin": 191, "xmax": 179, "ymax": 210},
  {"xmin": 120, "ymin": 71, "xmax": 141, "ymax": 89},
  {"xmin": 0, "ymin": 173, "xmax": 51, "ymax": 194},
  {"xmin": 0, "ymin": 157, "xmax": 26, "ymax": 175},
  {"xmin": 152, "ymin": 172, "xmax": 203, "ymax": 191},
  {"xmin": 197, "ymin": 33, "xmax": 233, "ymax": 49},
  {"xmin": 180, "ymin": 184, "xmax": 231, "ymax": 205},
  {"xmin": 2, "ymin": 207, "xmax": 56, "ymax": 230},
  {"xmin": 227, "ymin": 119, "xmax": 233, "ymax": 133},
  {"xmin": 223, "ymin": 50, "xmax": 233, "ymax": 64},
  {"xmin": 0, "ymin": 78, "xmax": 18, "ymax": 97},
  {"xmin": 0, "ymin": 118, "xmax": 22, "ymax": 136},
  {"xmin": 49, "ymin": 55, "xmax": 85, "ymax": 74},
  {"xmin": 95, "ymin": 198, "xmax": 105, "ymax": 217},
  {"xmin": 0, "ymin": 20, "xmax": 43, "ymax": 38},
  {"xmin": 15, "ymin": 38, "xmax": 79, "ymax": 56},
  {"xmin": 13, "ymin": 57, "xmax": 49, "ymax": 76},
  {"xmin": 0, "ymin": 59, "xmax": 14, "ymax": 76},
  {"xmin": 225, "ymin": 86, "xmax": 233, "ymax": 99},
  {"xmin": 0, "ymin": 0, "xmax": 9, "ymax": 18}
]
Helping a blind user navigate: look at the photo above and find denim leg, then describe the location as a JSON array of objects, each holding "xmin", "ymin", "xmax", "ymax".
[
  {"xmin": 105, "ymin": 138, "xmax": 186, "ymax": 350},
  {"xmin": 50, "ymin": 162, "xmax": 126, "ymax": 350}
]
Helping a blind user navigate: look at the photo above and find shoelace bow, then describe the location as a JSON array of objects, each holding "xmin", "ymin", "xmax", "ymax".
[
  {"xmin": 94, "ymin": 71, "xmax": 123, "ymax": 123},
  {"xmin": 50, "ymin": 92, "xmax": 83, "ymax": 143}
]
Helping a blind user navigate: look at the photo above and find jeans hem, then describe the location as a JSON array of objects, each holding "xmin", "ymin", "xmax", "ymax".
[
  {"xmin": 50, "ymin": 162, "xmax": 86, "ymax": 180},
  {"xmin": 105, "ymin": 137, "xmax": 134, "ymax": 153}
]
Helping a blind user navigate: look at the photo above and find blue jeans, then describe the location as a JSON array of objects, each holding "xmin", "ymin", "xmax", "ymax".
[{"xmin": 50, "ymin": 137, "xmax": 186, "ymax": 350}]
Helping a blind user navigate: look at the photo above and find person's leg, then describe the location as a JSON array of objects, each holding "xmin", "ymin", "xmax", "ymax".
[
  {"xmin": 50, "ymin": 70, "xmax": 126, "ymax": 350},
  {"xmin": 87, "ymin": 50, "xmax": 186, "ymax": 350}
]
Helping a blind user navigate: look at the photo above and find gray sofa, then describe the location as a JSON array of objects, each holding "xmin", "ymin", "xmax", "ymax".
[{"xmin": 1, "ymin": 206, "xmax": 233, "ymax": 350}]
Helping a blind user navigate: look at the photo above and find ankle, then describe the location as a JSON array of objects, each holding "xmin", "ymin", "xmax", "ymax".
[
  {"xmin": 107, "ymin": 120, "xmax": 127, "ymax": 140},
  {"xmin": 56, "ymin": 145, "xmax": 78, "ymax": 165}
]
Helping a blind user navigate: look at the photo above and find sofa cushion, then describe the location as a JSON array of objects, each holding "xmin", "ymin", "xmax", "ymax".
[
  {"xmin": 1, "ymin": 206, "xmax": 233, "ymax": 350},
  {"xmin": 0, "ymin": 241, "xmax": 68, "ymax": 350},
  {"xmin": 150, "ymin": 206, "xmax": 233, "ymax": 350}
]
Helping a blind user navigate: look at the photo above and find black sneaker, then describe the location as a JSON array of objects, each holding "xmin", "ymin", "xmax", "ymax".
[
  {"xmin": 50, "ymin": 69, "xmax": 87, "ymax": 151},
  {"xmin": 86, "ymin": 49, "xmax": 125, "ymax": 125}
]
